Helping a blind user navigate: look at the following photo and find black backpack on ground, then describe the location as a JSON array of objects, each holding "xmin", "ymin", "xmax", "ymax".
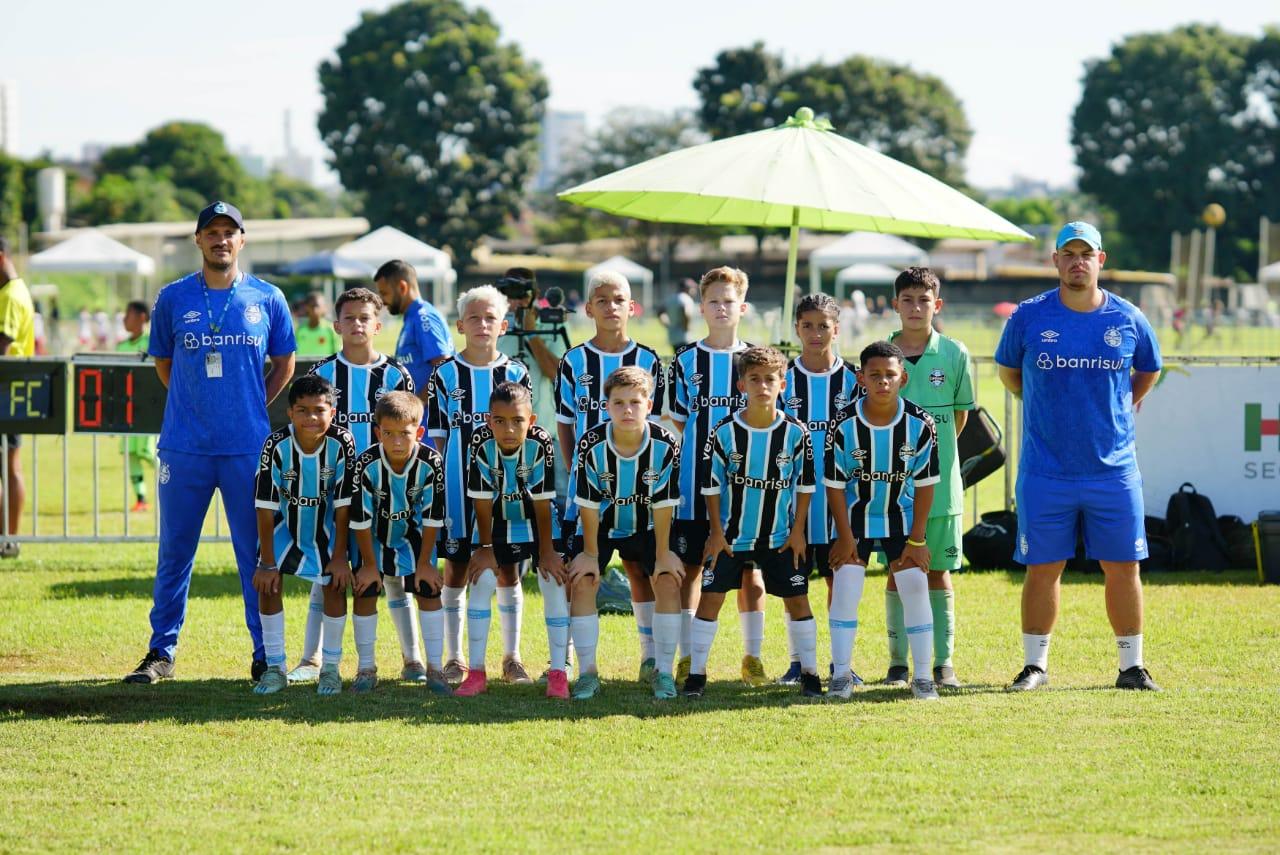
[
  {"xmin": 1141, "ymin": 515, "xmax": 1174, "ymax": 572},
  {"xmin": 1165, "ymin": 483, "xmax": 1230, "ymax": 571},
  {"xmin": 1218, "ymin": 515, "xmax": 1257, "ymax": 569},
  {"xmin": 962, "ymin": 510, "xmax": 1025, "ymax": 571}
]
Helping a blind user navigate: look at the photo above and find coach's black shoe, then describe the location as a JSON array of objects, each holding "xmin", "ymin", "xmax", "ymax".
[
  {"xmin": 1116, "ymin": 666, "xmax": 1161, "ymax": 692},
  {"xmin": 1005, "ymin": 665, "xmax": 1048, "ymax": 692},
  {"xmin": 884, "ymin": 665, "xmax": 910, "ymax": 687},
  {"xmin": 123, "ymin": 650, "xmax": 174, "ymax": 684},
  {"xmin": 933, "ymin": 665, "xmax": 961, "ymax": 688},
  {"xmin": 251, "ymin": 658, "xmax": 268, "ymax": 682},
  {"xmin": 799, "ymin": 672, "xmax": 824, "ymax": 698},
  {"xmin": 681, "ymin": 673, "xmax": 707, "ymax": 698}
]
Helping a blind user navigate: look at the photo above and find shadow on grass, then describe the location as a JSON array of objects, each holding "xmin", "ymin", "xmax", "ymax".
[
  {"xmin": 48, "ymin": 573, "xmax": 285, "ymax": 600},
  {"xmin": 993, "ymin": 569, "xmax": 1259, "ymax": 587}
]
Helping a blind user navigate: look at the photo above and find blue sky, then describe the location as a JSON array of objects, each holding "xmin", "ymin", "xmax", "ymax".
[{"xmin": 3, "ymin": 0, "xmax": 1273, "ymax": 189}]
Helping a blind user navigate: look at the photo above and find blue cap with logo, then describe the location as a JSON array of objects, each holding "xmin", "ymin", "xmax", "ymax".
[
  {"xmin": 195, "ymin": 200, "xmax": 245, "ymax": 234},
  {"xmin": 1055, "ymin": 221, "xmax": 1101, "ymax": 250}
]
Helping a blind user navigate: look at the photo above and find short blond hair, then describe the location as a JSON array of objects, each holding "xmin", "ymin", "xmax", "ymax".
[
  {"xmin": 603, "ymin": 366, "xmax": 654, "ymax": 399},
  {"xmin": 586, "ymin": 269, "xmax": 631, "ymax": 302},
  {"xmin": 457, "ymin": 284, "xmax": 509, "ymax": 320},
  {"xmin": 375, "ymin": 390, "xmax": 425, "ymax": 426},
  {"xmin": 699, "ymin": 266, "xmax": 749, "ymax": 299}
]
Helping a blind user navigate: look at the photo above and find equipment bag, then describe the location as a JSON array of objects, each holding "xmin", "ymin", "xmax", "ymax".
[
  {"xmin": 1165, "ymin": 483, "xmax": 1230, "ymax": 571},
  {"xmin": 1218, "ymin": 515, "xmax": 1258, "ymax": 569},
  {"xmin": 1256, "ymin": 511, "xmax": 1280, "ymax": 585},
  {"xmin": 957, "ymin": 406, "xmax": 1005, "ymax": 489},
  {"xmin": 962, "ymin": 510, "xmax": 1024, "ymax": 571}
]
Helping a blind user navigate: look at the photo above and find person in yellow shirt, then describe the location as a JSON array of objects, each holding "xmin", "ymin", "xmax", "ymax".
[
  {"xmin": 293, "ymin": 292, "xmax": 340, "ymax": 356},
  {"xmin": 0, "ymin": 236, "xmax": 35, "ymax": 558}
]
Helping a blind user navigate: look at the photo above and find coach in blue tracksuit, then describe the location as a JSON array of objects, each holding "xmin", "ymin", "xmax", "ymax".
[{"xmin": 124, "ymin": 201, "xmax": 296, "ymax": 684}]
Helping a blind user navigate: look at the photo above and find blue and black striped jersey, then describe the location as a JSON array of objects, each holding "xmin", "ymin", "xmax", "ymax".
[
  {"xmin": 466, "ymin": 423, "xmax": 560, "ymax": 546},
  {"xmin": 308, "ymin": 352, "xmax": 414, "ymax": 452},
  {"xmin": 783, "ymin": 356, "xmax": 862, "ymax": 544},
  {"xmin": 348, "ymin": 443, "xmax": 446, "ymax": 576},
  {"xmin": 574, "ymin": 422, "xmax": 680, "ymax": 540},
  {"xmin": 701, "ymin": 412, "xmax": 815, "ymax": 552},
  {"xmin": 424, "ymin": 354, "xmax": 532, "ymax": 544},
  {"xmin": 823, "ymin": 397, "xmax": 940, "ymax": 540},
  {"xmin": 667, "ymin": 339, "xmax": 749, "ymax": 521},
  {"xmin": 254, "ymin": 424, "xmax": 357, "ymax": 580}
]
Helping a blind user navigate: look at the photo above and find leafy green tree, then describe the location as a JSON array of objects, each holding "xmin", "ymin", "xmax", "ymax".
[
  {"xmin": 264, "ymin": 172, "xmax": 355, "ymax": 219},
  {"xmin": 692, "ymin": 42, "xmax": 786, "ymax": 140},
  {"xmin": 0, "ymin": 154, "xmax": 23, "ymax": 240},
  {"xmin": 75, "ymin": 166, "xmax": 186, "ymax": 225},
  {"xmin": 987, "ymin": 197, "xmax": 1061, "ymax": 230},
  {"xmin": 317, "ymin": 0, "xmax": 547, "ymax": 270},
  {"xmin": 98, "ymin": 122, "xmax": 259, "ymax": 215}
]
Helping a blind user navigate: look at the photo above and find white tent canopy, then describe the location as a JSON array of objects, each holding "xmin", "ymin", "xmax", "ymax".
[
  {"xmin": 334, "ymin": 226, "xmax": 457, "ymax": 311},
  {"xmin": 834, "ymin": 262, "xmax": 899, "ymax": 294},
  {"xmin": 584, "ymin": 255, "xmax": 655, "ymax": 314},
  {"xmin": 29, "ymin": 230, "xmax": 156, "ymax": 276},
  {"xmin": 809, "ymin": 231, "xmax": 927, "ymax": 294},
  {"xmin": 1260, "ymin": 261, "xmax": 1280, "ymax": 285}
]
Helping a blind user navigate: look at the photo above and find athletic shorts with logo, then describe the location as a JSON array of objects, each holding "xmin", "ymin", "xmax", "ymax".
[
  {"xmin": 926, "ymin": 515, "xmax": 963, "ymax": 571},
  {"xmin": 1015, "ymin": 470, "xmax": 1147, "ymax": 565},
  {"xmin": 701, "ymin": 548, "xmax": 809, "ymax": 597},
  {"xmin": 670, "ymin": 519, "xmax": 710, "ymax": 566}
]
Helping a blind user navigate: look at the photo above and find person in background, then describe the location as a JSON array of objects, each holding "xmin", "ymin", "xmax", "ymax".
[
  {"xmin": 658, "ymin": 278, "xmax": 698, "ymax": 351},
  {"xmin": 116, "ymin": 300, "xmax": 157, "ymax": 512},
  {"xmin": 375, "ymin": 259, "xmax": 454, "ymax": 400},
  {"xmin": 0, "ymin": 235, "xmax": 34, "ymax": 558},
  {"xmin": 293, "ymin": 292, "xmax": 340, "ymax": 356}
]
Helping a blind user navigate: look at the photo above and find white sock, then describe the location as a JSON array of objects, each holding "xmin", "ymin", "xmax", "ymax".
[
  {"xmin": 300, "ymin": 583, "xmax": 325, "ymax": 663},
  {"xmin": 1023, "ymin": 633, "xmax": 1051, "ymax": 671},
  {"xmin": 679, "ymin": 608, "xmax": 694, "ymax": 660},
  {"xmin": 353, "ymin": 613, "xmax": 378, "ymax": 671},
  {"xmin": 690, "ymin": 617, "xmax": 718, "ymax": 675},
  {"xmin": 497, "ymin": 585, "xmax": 522, "ymax": 660},
  {"xmin": 633, "ymin": 600, "xmax": 656, "ymax": 661},
  {"xmin": 1117, "ymin": 634, "xmax": 1143, "ymax": 670},
  {"xmin": 467, "ymin": 569, "xmax": 497, "ymax": 671},
  {"xmin": 893, "ymin": 566, "xmax": 933, "ymax": 681},
  {"xmin": 652, "ymin": 612, "xmax": 681, "ymax": 676},
  {"xmin": 260, "ymin": 611, "xmax": 286, "ymax": 668},
  {"xmin": 418, "ymin": 608, "xmax": 444, "ymax": 670},
  {"xmin": 538, "ymin": 574, "xmax": 570, "ymax": 672},
  {"xmin": 739, "ymin": 610, "xmax": 764, "ymax": 658},
  {"xmin": 321, "ymin": 614, "xmax": 346, "ymax": 667},
  {"xmin": 829, "ymin": 564, "xmax": 866, "ymax": 678},
  {"xmin": 383, "ymin": 576, "xmax": 421, "ymax": 664},
  {"xmin": 442, "ymin": 585, "xmax": 466, "ymax": 663},
  {"xmin": 792, "ymin": 615, "xmax": 818, "ymax": 674},
  {"xmin": 570, "ymin": 614, "xmax": 599, "ymax": 674},
  {"xmin": 783, "ymin": 611, "xmax": 799, "ymax": 663}
]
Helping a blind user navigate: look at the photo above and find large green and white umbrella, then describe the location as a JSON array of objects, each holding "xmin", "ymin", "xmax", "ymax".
[{"xmin": 559, "ymin": 107, "xmax": 1032, "ymax": 339}]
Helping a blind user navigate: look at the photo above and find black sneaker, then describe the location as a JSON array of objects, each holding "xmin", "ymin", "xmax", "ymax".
[
  {"xmin": 799, "ymin": 672, "xmax": 824, "ymax": 698},
  {"xmin": 681, "ymin": 673, "xmax": 707, "ymax": 698},
  {"xmin": 1005, "ymin": 664, "xmax": 1048, "ymax": 692},
  {"xmin": 251, "ymin": 658, "xmax": 268, "ymax": 682},
  {"xmin": 933, "ymin": 665, "xmax": 961, "ymax": 688},
  {"xmin": 123, "ymin": 650, "xmax": 174, "ymax": 684},
  {"xmin": 1116, "ymin": 666, "xmax": 1161, "ymax": 692},
  {"xmin": 884, "ymin": 665, "xmax": 910, "ymax": 687}
]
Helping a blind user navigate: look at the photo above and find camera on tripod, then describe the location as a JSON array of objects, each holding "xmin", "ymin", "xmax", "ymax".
[{"xmin": 497, "ymin": 268, "xmax": 566, "ymax": 326}]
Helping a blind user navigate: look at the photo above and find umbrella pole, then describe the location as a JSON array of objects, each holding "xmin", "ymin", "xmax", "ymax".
[{"xmin": 778, "ymin": 208, "xmax": 800, "ymax": 345}]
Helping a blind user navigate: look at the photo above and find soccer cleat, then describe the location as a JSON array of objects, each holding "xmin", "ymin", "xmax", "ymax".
[
  {"xmin": 911, "ymin": 678, "xmax": 940, "ymax": 700},
  {"xmin": 638, "ymin": 658, "xmax": 657, "ymax": 685},
  {"xmin": 681, "ymin": 673, "xmax": 707, "ymax": 698},
  {"xmin": 253, "ymin": 666, "xmax": 288, "ymax": 694},
  {"xmin": 287, "ymin": 661, "xmax": 321, "ymax": 683},
  {"xmin": 1116, "ymin": 666, "xmax": 1162, "ymax": 692},
  {"xmin": 454, "ymin": 670, "xmax": 488, "ymax": 697},
  {"xmin": 572, "ymin": 673, "xmax": 602, "ymax": 701},
  {"xmin": 441, "ymin": 659, "xmax": 467, "ymax": 685},
  {"xmin": 401, "ymin": 661, "xmax": 428, "ymax": 683},
  {"xmin": 800, "ymin": 672, "xmax": 824, "ymax": 697},
  {"xmin": 828, "ymin": 673, "xmax": 855, "ymax": 699},
  {"xmin": 829, "ymin": 662, "xmax": 866, "ymax": 686},
  {"xmin": 251, "ymin": 659, "xmax": 268, "ymax": 682},
  {"xmin": 1006, "ymin": 665, "xmax": 1049, "ymax": 692},
  {"xmin": 545, "ymin": 669, "xmax": 569, "ymax": 700},
  {"xmin": 777, "ymin": 661, "xmax": 802, "ymax": 685},
  {"xmin": 933, "ymin": 665, "xmax": 961, "ymax": 688},
  {"xmin": 131, "ymin": 500, "xmax": 151, "ymax": 513},
  {"xmin": 317, "ymin": 664, "xmax": 342, "ymax": 696},
  {"xmin": 884, "ymin": 665, "xmax": 910, "ymax": 687},
  {"xmin": 741, "ymin": 655, "xmax": 768, "ymax": 687},
  {"xmin": 424, "ymin": 667, "xmax": 453, "ymax": 696},
  {"xmin": 653, "ymin": 672, "xmax": 678, "ymax": 700},
  {"xmin": 503, "ymin": 659, "xmax": 534, "ymax": 685},
  {"xmin": 675, "ymin": 655, "xmax": 691, "ymax": 684},
  {"xmin": 350, "ymin": 668, "xmax": 378, "ymax": 693},
  {"xmin": 123, "ymin": 650, "xmax": 174, "ymax": 684}
]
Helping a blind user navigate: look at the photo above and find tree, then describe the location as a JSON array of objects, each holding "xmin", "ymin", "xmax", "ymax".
[
  {"xmin": 74, "ymin": 166, "xmax": 186, "ymax": 225},
  {"xmin": 692, "ymin": 42, "xmax": 786, "ymax": 140},
  {"xmin": 0, "ymin": 154, "xmax": 23, "ymax": 240},
  {"xmin": 317, "ymin": 0, "xmax": 548, "ymax": 270},
  {"xmin": 264, "ymin": 172, "xmax": 356, "ymax": 220}
]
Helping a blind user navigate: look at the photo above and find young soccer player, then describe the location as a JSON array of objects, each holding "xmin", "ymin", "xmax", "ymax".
[
  {"xmin": 287, "ymin": 287, "xmax": 422, "ymax": 684},
  {"xmin": 294, "ymin": 292, "xmax": 340, "ymax": 356},
  {"xmin": 556, "ymin": 270, "xmax": 666, "ymax": 682},
  {"xmin": 667, "ymin": 266, "xmax": 768, "ymax": 686},
  {"xmin": 348, "ymin": 391, "xmax": 451, "ymax": 695},
  {"xmin": 683, "ymin": 346, "xmax": 822, "ymax": 699},
  {"xmin": 885, "ymin": 267, "xmax": 974, "ymax": 688},
  {"xmin": 116, "ymin": 300, "xmax": 156, "ymax": 512},
  {"xmin": 570, "ymin": 367, "xmax": 682, "ymax": 700},
  {"xmin": 824, "ymin": 340, "xmax": 941, "ymax": 700},
  {"xmin": 251, "ymin": 375, "xmax": 357, "ymax": 695},
  {"xmin": 426, "ymin": 285, "xmax": 531, "ymax": 684},
  {"xmin": 459, "ymin": 382, "xmax": 565, "ymax": 696}
]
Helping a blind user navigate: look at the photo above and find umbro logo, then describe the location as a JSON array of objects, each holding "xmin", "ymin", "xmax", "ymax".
[
  {"xmin": 945, "ymin": 546, "xmax": 958, "ymax": 557},
  {"xmin": 578, "ymin": 374, "xmax": 593, "ymax": 386},
  {"xmin": 183, "ymin": 310, "xmax": 202, "ymax": 324},
  {"xmin": 449, "ymin": 388, "xmax": 466, "ymax": 400},
  {"xmin": 786, "ymin": 396, "xmax": 803, "ymax": 409},
  {"xmin": 1040, "ymin": 330, "xmax": 1060, "ymax": 343},
  {"xmin": 790, "ymin": 574, "xmax": 805, "ymax": 585},
  {"xmin": 284, "ymin": 470, "xmax": 298, "ymax": 481},
  {"xmin": 598, "ymin": 472, "xmax": 615, "ymax": 483},
  {"xmin": 689, "ymin": 373, "xmax": 704, "ymax": 387}
]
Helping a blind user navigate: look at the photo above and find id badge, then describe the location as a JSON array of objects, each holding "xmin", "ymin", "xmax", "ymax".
[{"xmin": 205, "ymin": 351, "xmax": 223, "ymax": 379}]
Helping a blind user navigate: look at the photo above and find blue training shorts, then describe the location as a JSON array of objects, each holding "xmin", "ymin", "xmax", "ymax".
[{"xmin": 1015, "ymin": 470, "xmax": 1148, "ymax": 565}]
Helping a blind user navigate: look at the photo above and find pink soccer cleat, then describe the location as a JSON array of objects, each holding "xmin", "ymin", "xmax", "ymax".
[
  {"xmin": 545, "ymin": 669, "xmax": 569, "ymax": 700},
  {"xmin": 453, "ymin": 669, "xmax": 488, "ymax": 697}
]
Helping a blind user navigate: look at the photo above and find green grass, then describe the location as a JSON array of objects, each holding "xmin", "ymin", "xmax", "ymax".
[{"xmin": 2, "ymin": 543, "xmax": 1279, "ymax": 851}]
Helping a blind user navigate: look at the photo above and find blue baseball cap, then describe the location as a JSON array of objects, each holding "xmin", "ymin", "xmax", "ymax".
[
  {"xmin": 1055, "ymin": 221, "xmax": 1101, "ymax": 250},
  {"xmin": 195, "ymin": 200, "xmax": 245, "ymax": 233}
]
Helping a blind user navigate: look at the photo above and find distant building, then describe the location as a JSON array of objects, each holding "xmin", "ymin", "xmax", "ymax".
[
  {"xmin": 274, "ymin": 109, "xmax": 316, "ymax": 185},
  {"xmin": 533, "ymin": 110, "xmax": 586, "ymax": 193},
  {"xmin": 81, "ymin": 143, "xmax": 110, "ymax": 165},
  {"xmin": 0, "ymin": 81, "xmax": 16, "ymax": 155},
  {"xmin": 236, "ymin": 146, "xmax": 269, "ymax": 180}
]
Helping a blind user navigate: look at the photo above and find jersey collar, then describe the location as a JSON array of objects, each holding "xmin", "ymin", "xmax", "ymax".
[
  {"xmin": 791, "ymin": 353, "xmax": 843, "ymax": 377},
  {"xmin": 854, "ymin": 396, "xmax": 904, "ymax": 429},
  {"xmin": 888, "ymin": 328, "xmax": 939, "ymax": 356},
  {"xmin": 336, "ymin": 351, "xmax": 386, "ymax": 369},
  {"xmin": 606, "ymin": 422, "xmax": 651, "ymax": 460}
]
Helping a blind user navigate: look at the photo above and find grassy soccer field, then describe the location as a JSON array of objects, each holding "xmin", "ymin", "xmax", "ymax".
[{"xmin": 1, "ymin": 543, "xmax": 1278, "ymax": 852}]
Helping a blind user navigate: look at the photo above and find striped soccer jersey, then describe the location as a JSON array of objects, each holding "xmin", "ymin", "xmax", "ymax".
[
  {"xmin": 574, "ymin": 422, "xmax": 680, "ymax": 540},
  {"xmin": 823, "ymin": 397, "xmax": 940, "ymax": 540},
  {"xmin": 425, "ymin": 354, "xmax": 531, "ymax": 546},
  {"xmin": 308, "ymin": 352, "xmax": 414, "ymax": 452},
  {"xmin": 466, "ymin": 423, "xmax": 560, "ymax": 546},
  {"xmin": 667, "ymin": 339, "xmax": 749, "ymax": 521},
  {"xmin": 254, "ymin": 424, "xmax": 357, "ymax": 580},
  {"xmin": 701, "ymin": 412, "xmax": 815, "ymax": 552},
  {"xmin": 783, "ymin": 355, "xmax": 863, "ymax": 544},
  {"xmin": 348, "ymin": 443, "xmax": 446, "ymax": 576}
]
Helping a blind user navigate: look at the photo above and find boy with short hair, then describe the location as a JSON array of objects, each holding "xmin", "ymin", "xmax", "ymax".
[
  {"xmin": 556, "ymin": 270, "xmax": 666, "ymax": 681},
  {"xmin": 825, "ymin": 340, "xmax": 941, "ymax": 701},
  {"xmin": 426, "ymin": 285, "xmax": 531, "ymax": 683},
  {"xmin": 683, "ymin": 346, "xmax": 822, "ymax": 699},
  {"xmin": 885, "ymin": 267, "xmax": 974, "ymax": 688},
  {"xmin": 294, "ymin": 292, "xmax": 340, "ymax": 356},
  {"xmin": 667, "ymin": 266, "xmax": 768, "ymax": 686},
  {"xmin": 287, "ymin": 287, "xmax": 423, "ymax": 684},
  {"xmin": 459, "ymin": 382, "xmax": 565, "ymax": 697},
  {"xmin": 251, "ymin": 374, "xmax": 357, "ymax": 695},
  {"xmin": 116, "ymin": 300, "xmax": 156, "ymax": 512},
  {"xmin": 570, "ymin": 367, "xmax": 682, "ymax": 700},
  {"xmin": 348, "ymin": 390, "xmax": 451, "ymax": 695}
]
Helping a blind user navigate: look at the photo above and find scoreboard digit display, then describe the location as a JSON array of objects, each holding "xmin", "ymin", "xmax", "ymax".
[
  {"xmin": 72, "ymin": 355, "xmax": 166, "ymax": 434},
  {"xmin": 0, "ymin": 358, "xmax": 66, "ymax": 434}
]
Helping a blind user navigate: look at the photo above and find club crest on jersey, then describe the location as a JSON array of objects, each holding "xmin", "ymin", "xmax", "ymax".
[
  {"xmin": 775, "ymin": 451, "xmax": 793, "ymax": 470},
  {"xmin": 516, "ymin": 463, "xmax": 533, "ymax": 479},
  {"xmin": 183, "ymin": 310, "xmax": 202, "ymax": 324},
  {"xmin": 897, "ymin": 442, "xmax": 915, "ymax": 463},
  {"xmin": 1103, "ymin": 327, "xmax": 1123, "ymax": 347},
  {"xmin": 640, "ymin": 468, "xmax": 660, "ymax": 485},
  {"xmin": 834, "ymin": 392, "xmax": 849, "ymax": 409},
  {"xmin": 243, "ymin": 303, "xmax": 262, "ymax": 325},
  {"xmin": 158, "ymin": 462, "xmax": 171, "ymax": 484},
  {"xmin": 929, "ymin": 369, "xmax": 945, "ymax": 387}
]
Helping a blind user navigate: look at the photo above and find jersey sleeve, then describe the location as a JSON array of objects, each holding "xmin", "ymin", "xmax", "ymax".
[
  {"xmin": 332, "ymin": 433, "xmax": 356, "ymax": 508},
  {"xmin": 422, "ymin": 453, "xmax": 445, "ymax": 528},
  {"xmin": 393, "ymin": 361, "xmax": 415, "ymax": 394},
  {"xmin": 953, "ymin": 342, "xmax": 976, "ymax": 410},
  {"xmin": 668, "ymin": 357, "xmax": 689, "ymax": 422},
  {"xmin": 466, "ymin": 438, "xmax": 495, "ymax": 500},
  {"xmin": 425, "ymin": 372, "xmax": 448, "ymax": 439},
  {"xmin": 993, "ymin": 306, "xmax": 1025, "ymax": 369},
  {"xmin": 649, "ymin": 356, "xmax": 667, "ymax": 420},
  {"xmin": 823, "ymin": 418, "xmax": 853, "ymax": 489},
  {"xmin": 573, "ymin": 444, "xmax": 605, "ymax": 510},
  {"xmin": 1132, "ymin": 311, "xmax": 1163, "ymax": 373},
  {"xmin": 651, "ymin": 438, "xmax": 680, "ymax": 510},
  {"xmin": 911, "ymin": 416, "xmax": 941, "ymax": 488},
  {"xmin": 700, "ymin": 432, "xmax": 726, "ymax": 497},
  {"xmin": 266, "ymin": 289, "xmax": 297, "ymax": 358},
  {"xmin": 555, "ymin": 353, "xmax": 576, "ymax": 425},
  {"xmin": 529, "ymin": 431, "xmax": 556, "ymax": 501},
  {"xmin": 253, "ymin": 437, "xmax": 281, "ymax": 509},
  {"xmin": 795, "ymin": 427, "xmax": 815, "ymax": 493},
  {"xmin": 420, "ymin": 306, "xmax": 453, "ymax": 362},
  {"xmin": 147, "ymin": 289, "xmax": 174, "ymax": 359},
  {"xmin": 348, "ymin": 458, "xmax": 373, "ymax": 530}
]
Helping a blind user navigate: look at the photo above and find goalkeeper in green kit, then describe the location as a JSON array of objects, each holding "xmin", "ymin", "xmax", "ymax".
[{"xmin": 117, "ymin": 300, "xmax": 157, "ymax": 512}]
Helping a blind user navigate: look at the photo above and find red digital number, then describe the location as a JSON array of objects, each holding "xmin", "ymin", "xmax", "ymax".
[
  {"xmin": 125, "ymin": 369, "xmax": 134, "ymax": 428},
  {"xmin": 78, "ymin": 368, "xmax": 102, "ymax": 429}
]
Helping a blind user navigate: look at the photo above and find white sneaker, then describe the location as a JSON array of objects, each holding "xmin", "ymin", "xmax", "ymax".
[
  {"xmin": 911, "ymin": 678, "xmax": 940, "ymax": 700},
  {"xmin": 828, "ymin": 673, "xmax": 855, "ymax": 700}
]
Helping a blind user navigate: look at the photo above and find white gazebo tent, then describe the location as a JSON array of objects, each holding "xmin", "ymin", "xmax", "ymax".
[
  {"xmin": 809, "ymin": 231, "xmax": 927, "ymax": 295},
  {"xmin": 334, "ymin": 226, "xmax": 458, "ymax": 312},
  {"xmin": 584, "ymin": 255, "xmax": 655, "ymax": 315},
  {"xmin": 833, "ymin": 262, "xmax": 899, "ymax": 299},
  {"xmin": 28, "ymin": 229, "xmax": 157, "ymax": 305},
  {"xmin": 1260, "ymin": 260, "xmax": 1280, "ymax": 286}
]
